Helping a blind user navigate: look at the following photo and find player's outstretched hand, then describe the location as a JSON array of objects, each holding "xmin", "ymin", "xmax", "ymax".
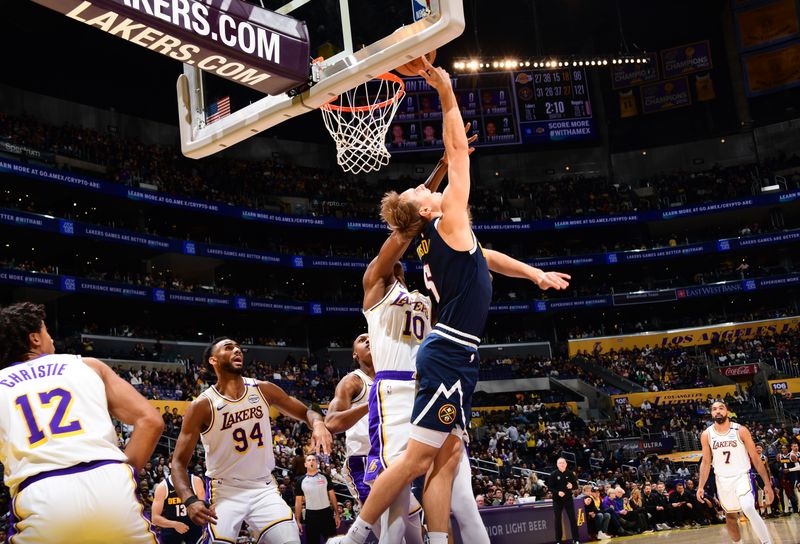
[
  {"xmin": 696, "ymin": 488, "xmax": 704, "ymax": 503},
  {"xmin": 311, "ymin": 420, "xmax": 333, "ymax": 455},
  {"xmin": 533, "ymin": 271, "xmax": 571, "ymax": 291},
  {"xmin": 418, "ymin": 56, "xmax": 452, "ymax": 93},
  {"xmin": 187, "ymin": 500, "xmax": 217, "ymax": 526},
  {"xmin": 442, "ymin": 122, "xmax": 477, "ymax": 165}
]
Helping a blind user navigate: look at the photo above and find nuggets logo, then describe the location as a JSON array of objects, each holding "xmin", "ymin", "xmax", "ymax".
[
  {"xmin": 368, "ymin": 460, "xmax": 379, "ymax": 474},
  {"xmin": 438, "ymin": 404, "xmax": 457, "ymax": 425}
]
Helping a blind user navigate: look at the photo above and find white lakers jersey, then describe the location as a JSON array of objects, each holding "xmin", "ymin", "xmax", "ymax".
[
  {"xmin": 345, "ymin": 369, "xmax": 373, "ymax": 458},
  {"xmin": 199, "ymin": 377, "xmax": 275, "ymax": 481},
  {"xmin": 707, "ymin": 422, "xmax": 752, "ymax": 478},
  {"xmin": 363, "ymin": 280, "xmax": 432, "ymax": 373},
  {"xmin": 0, "ymin": 354, "xmax": 127, "ymax": 496}
]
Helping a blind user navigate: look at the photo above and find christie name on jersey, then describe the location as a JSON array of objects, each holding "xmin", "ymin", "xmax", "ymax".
[
  {"xmin": 0, "ymin": 362, "xmax": 67, "ymax": 388},
  {"xmin": 221, "ymin": 406, "xmax": 264, "ymax": 430}
]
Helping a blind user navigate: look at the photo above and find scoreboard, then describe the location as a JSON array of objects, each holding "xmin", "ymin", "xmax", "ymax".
[
  {"xmin": 386, "ymin": 68, "xmax": 595, "ymax": 153},
  {"xmin": 513, "ymin": 68, "xmax": 593, "ymax": 143}
]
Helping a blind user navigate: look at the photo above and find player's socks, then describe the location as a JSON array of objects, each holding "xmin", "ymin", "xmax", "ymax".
[
  {"xmin": 340, "ymin": 516, "xmax": 372, "ymax": 544},
  {"xmin": 428, "ymin": 532, "xmax": 448, "ymax": 544}
]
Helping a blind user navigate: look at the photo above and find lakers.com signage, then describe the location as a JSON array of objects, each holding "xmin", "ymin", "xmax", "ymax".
[
  {"xmin": 31, "ymin": 0, "xmax": 310, "ymax": 95},
  {"xmin": 612, "ymin": 385, "xmax": 736, "ymax": 408},
  {"xmin": 568, "ymin": 315, "xmax": 800, "ymax": 356},
  {"xmin": 769, "ymin": 378, "xmax": 800, "ymax": 395}
]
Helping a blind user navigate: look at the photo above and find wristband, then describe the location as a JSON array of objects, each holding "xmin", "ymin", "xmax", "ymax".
[{"xmin": 183, "ymin": 495, "xmax": 202, "ymax": 508}]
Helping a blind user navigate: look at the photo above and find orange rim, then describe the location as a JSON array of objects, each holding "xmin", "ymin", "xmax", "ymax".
[{"xmin": 321, "ymin": 73, "xmax": 405, "ymax": 113}]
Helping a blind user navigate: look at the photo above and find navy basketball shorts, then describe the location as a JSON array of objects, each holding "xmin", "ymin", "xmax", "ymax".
[{"xmin": 410, "ymin": 334, "xmax": 479, "ymax": 435}]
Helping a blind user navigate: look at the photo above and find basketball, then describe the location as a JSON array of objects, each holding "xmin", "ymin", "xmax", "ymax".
[{"xmin": 394, "ymin": 50, "xmax": 437, "ymax": 77}]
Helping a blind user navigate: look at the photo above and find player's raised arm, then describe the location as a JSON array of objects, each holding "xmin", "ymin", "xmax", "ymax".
[
  {"xmin": 483, "ymin": 249, "xmax": 571, "ymax": 291},
  {"xmin": 82, "ymin": 357, "xmax": 164, "ymax": 472},
  {"xmin": 418, "ymin": 56, "xmax": 472, "ymax": 249},
  {"xmin": 171, "ymin": 397, "xmax": 217, "ymax": 526},
  {"xmin": 740, "ymin": 425, "xmax": 774, "ymax": 503},
  {"xmin": 325, "ymin": 373, "xmax": 369, "ymax": 434},
  {"xmin": 258, "ymin": 381, "xmax": 333, "ymax": 454}
]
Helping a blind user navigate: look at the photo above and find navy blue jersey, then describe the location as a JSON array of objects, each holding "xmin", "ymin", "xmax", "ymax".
[
  {"xmin": 163, "ymin": 474, "xmax": 196, "ymax": 524},
  {"xmin": 416, "ymin": 217, "xmax": 492, "ymax": 340}
]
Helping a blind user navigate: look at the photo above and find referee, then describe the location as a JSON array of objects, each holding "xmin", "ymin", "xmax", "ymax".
[
  {"xmin": 295, "ymin": 454, "xmax": 341, "ymax": 544},
  {"xmin": 547, "ymin": 457, "xmax": 580, "ymax": 544}
]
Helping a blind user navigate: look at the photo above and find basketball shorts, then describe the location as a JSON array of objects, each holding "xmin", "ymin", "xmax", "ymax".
[
  {"xmin": 410, "ymin": 334, "xmax": 479, "ymax": 436},
  {"xmin": 716, "ymin": 472, "xmax": 755, "ymax": 513},
  {"xmin": 343, "ymin": 455, "xmax": 371, "ymax": 506},
  {"xmin": 9, "ymin": 460, "xmax": 157, "ymax": 544},
  {"xmin": 205, "ymin": 477, "xmax": 299, "ymax": 543},
  {"xmin": 160, "ymin": 525, "xmax": 203, "ymax": 544},
  {"xmin": 366, "ymin": 371, "xmax": 416, "ymax": 482}
]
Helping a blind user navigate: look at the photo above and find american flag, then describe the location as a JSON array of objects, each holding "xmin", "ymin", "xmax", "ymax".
[{"xmin": 206, "ymin": 96, "xmax": 231, "ymax": 124}]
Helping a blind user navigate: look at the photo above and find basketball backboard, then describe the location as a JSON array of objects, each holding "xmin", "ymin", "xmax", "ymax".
[{"xmin": 177, "ymin": 0, "xmax": 464, "ymax": 159}]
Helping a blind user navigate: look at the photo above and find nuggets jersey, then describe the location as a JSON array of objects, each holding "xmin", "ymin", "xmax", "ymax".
[
  {"xmin": 199, "ymin": 378, "xmax": 274, "ymax": 481},
  {"xmin": 708, "ymin": 422, "xmax": 752, "ymax": 477},
  {"xmin": 417, "ymin": 217, "xmax": 492, "ymax": 340},
  {"xmin": 363, "ymin": 280, "xmax": 432, "ymax": 373},
  {"xmin": 345, "ymin": 369, "xmax": 373, "ymax": 458},
  {"xmin": 0, "ymin": 354, "xmax": 127, "ymax": 496}
]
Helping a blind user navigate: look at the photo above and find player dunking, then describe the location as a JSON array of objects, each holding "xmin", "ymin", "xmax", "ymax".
[
  {"xmin": 329, "ymin": 138, "xmax": 463, "ymax": 544},
  {"xmin": 698, "ymin": 401, "xmax": 775, "ymax": 544},
  {"xmin": 333, "ymin": 57, "xmax": 569, "ymax": 544},
  {"xmin": 0, "ymin": 302, "xmax": 164, "ymax": 544},
  {"xmin": 171, "ymin": 337, "xmax": 333, "ymax": 544}
]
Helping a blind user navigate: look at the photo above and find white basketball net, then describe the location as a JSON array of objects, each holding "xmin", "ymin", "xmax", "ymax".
[{"xmin": 320, "ymin": 73, "xmax": 405, "ymax": 174}]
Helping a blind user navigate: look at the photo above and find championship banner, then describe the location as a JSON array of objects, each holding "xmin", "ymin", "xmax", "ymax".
[
  {"xmin": 661, "ymin": 41, "xmax": 713, "ymax": 77},
  {"xmin": 611, "ymin": 53, "xmax": 660, "ymax": 89},
  {"xmin": 641, "ymin": 77, "xmax": 691, "ymax": 114},
  {"xmin": 611, "ymin": 385, "xmax": 736, "ymax": 408},
  {"xmin": 718, "ymin": 364, "xmax": 759, "ymax": 378},
  {"xmin": 769, "ymin": 378, "xmax": 800, "ymax": 394},
  {"xmin": 736, "ymin": 0, "xmax": 800, "ymax": 50},
  {"xmin": 743, "ymin": 41, "xmax": 800, "ymax": 96},
  {"xmin": 619, "ymin": 89, "xmax": 639, "ymax": 118},
  {"xmin": 694, "ymin": 72, "xmax": 716, "ymax": 101},
  {"xmin": 568, "ymin": 315, "xmax": 800, "ymax": 355},
  {"xmin": 31, "ymin": 0, "xmax": 310, "ymax": 95}
]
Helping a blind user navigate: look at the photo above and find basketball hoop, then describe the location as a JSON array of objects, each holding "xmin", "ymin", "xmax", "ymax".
[{"xmin": 320, "ymin": 72, "xmax": 405, "ymax": 174}]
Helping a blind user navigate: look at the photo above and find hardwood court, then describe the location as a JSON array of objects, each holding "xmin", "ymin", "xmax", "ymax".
[{"xmin": 610, "ymin": 516, "xmax": 800, "ymax": 543}]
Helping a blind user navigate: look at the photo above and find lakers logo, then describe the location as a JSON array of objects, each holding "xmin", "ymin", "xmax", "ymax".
[
  {"xmin": 577, "ymin": 508, "xmax": 585, "ymax": 527},
  {"xmin": 368, "ymin": 460, "xmax": 379, "ymax": 474},
  {"xmin": 438, "ymin": 404, "xmax": 456, "ymax": 425}
]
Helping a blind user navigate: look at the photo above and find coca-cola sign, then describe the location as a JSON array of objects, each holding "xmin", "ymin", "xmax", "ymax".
[{"xmin": 719, "ymin": 364, "xmax": 759, "ymax": 377}]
